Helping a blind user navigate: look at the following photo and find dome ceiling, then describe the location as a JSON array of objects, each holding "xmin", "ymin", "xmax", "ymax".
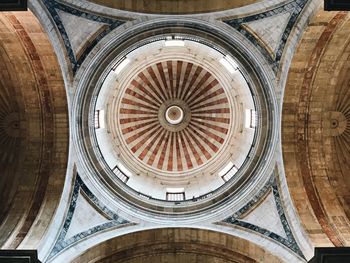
[
  {"xmin": 91, "ymin": 37, "xmax": 259, "ymax": 203},
  {"xmin": 118, "ymin": 60, "xmax": 230, "ymax": 173},
  {"xmin": 2, "ymin": 0, "xmax": 342, "ymax": 261},
  {"xmin": 0, "ymin": 0, "xmax": 308, "ymax": 260},
  {"xmin": 72, "ymin": 14, "xmax": 275, "ymax": 216}
]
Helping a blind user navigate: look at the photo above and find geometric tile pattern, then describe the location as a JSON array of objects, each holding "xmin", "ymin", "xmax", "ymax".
[
  {"xmin": 56, "ymin": 9, "xmax": 107, "ymax": 60},
  {"xmin": 119, "ymin": 60, "xmax": 231, "ymax": 173}
]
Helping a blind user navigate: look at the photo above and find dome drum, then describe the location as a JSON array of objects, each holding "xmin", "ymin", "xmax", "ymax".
[{"xmin": 73, "ymin": 20, "xmax": 277, "ymax": 217}]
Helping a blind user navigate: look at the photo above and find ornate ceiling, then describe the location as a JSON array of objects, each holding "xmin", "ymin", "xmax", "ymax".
[
  {"xmin": 82, "ymin": 23, "xmax": 271, "ymax": 211},
  {"xmin": 0, "ymin": 0, "xmax": 349, "ymax": 262},
  {"xmin": 118, "ymin": 59, "xmax": 231, "ymax": 173}
]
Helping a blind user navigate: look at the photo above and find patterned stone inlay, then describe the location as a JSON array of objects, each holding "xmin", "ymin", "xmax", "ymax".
[
  {"xmin": 224, "ymin": 0, "xmax": 307, "ymax": 71},
  {"xmin": 219, "ymin": 175, "xmax": 305, "ymax": 259},
  {"xmin": 119, "ymin": 60, "xmax": 231, "ymax": 173},
  {"xmin": 43, "ymin": 0, "xmax": 126, "ymax": 74},
  {"xmin": 49, "ymin": 174, "xmax": 133, "ymax": 259}
]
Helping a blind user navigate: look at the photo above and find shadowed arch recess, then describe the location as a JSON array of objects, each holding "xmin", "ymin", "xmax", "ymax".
[
  {"xmin": 88, "ymin": 0, "xmax": 260, "ymax": 14},
  {"xmin": 282, "ymin": 9, "xmax": 350, "ymax": 247},
  {"xmin": 0, "ymin": 11, "xmax": 68, "ymax": 248},
  {"xmin": 72, "ymin": 228, "xmax": 282, "ymax": 263}
]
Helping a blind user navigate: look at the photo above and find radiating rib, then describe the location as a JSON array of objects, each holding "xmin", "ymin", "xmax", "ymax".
[
  {"xmin": 178, "ymin": 62, "xmax": 193, "ymax": 99},
  {"xmin": 119, "ymin": 59, "xmax": 230, "ymax": 173},
  {"xmin": 138, "ymin": 72, "xmax": 166, "ymax": 102},
  {"xmin": 121, "ymin": 98, "xmax": 158, "ymax": 111},
  {"xmin": 131, "ymin": 79, "xmax": 162, "ymax": 105},
  {"xmin": 147, "ymin": 65, "xmax": 169, "ymax": 100},
  {"xmin": 125, "ymin": 88, "xmax": 160, "ymax": 108},
  {"xmin": 138, "ymin": 128, "xmax": 165, "ymax": 160}
]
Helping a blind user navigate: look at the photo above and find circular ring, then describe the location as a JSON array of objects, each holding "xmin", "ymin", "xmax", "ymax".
[
  {"xmin": 165, "ymin": 105, "xmax": 184, "ymax": 125},
  {"xmin": 72, "ymin": 18, "xmax": 277, "ymax": 218}
]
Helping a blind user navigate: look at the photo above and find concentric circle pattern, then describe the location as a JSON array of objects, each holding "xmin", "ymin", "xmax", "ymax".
[{"xmin": 118, "ymin": 60, "xmax": 231, "ymax": 173}]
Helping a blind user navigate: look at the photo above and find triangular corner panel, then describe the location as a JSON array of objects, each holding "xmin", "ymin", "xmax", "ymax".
[
  {"xmin": 48, "ymin": 174, "xmax": 135, "ymax": 260},
  {"xmin": 218, "ymin": 175, "xmax": 305, "ymax": 260},
  {"xmin": 43, "ymin": 0, "xmax": 127, "ymax": 74},
  {"xmin": 224, "ymin": 0, "xmax": 307, "ymax": 70}
]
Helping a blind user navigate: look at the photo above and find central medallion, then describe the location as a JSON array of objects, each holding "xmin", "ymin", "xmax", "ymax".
[
  {"xmin": 158, "ymin": 99, "xmax": 191, "ymax": 132},
  {"xmin": 166, "ymin": 105, "xmax": 183, "ymax": 124}
]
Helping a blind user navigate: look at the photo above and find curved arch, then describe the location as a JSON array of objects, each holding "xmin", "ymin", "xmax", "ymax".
[
  {"xmin": 87, "ymin": 0, "xmax": 260, "ymax": 14},
  {"xmin": 71, "ymin": 228, "xmax": 282, "ymax": 263},
  {"xmin": 282, "ymin": 9, "xmax": 350, "ymax": 247},
  {"xmin": 0, "ymin": 11, "xmax": 69, "ymax": 248}
]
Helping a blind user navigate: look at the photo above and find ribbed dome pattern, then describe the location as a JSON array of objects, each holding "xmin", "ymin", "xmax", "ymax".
[
  {"xmin": 0, "ymin": 78, "xmax": 20, "ymax": 169},
  {"xmin": 119, "ymin": 60, "xmax": 231, "ymax": 173},
  {"xmin": 334, "ymin": 79, "xmax": 350, "ymax": 173}
]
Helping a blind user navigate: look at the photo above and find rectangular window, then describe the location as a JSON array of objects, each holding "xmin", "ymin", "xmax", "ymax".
[
  {"xmin": 95, "ymin": 110, "xmax": 105, "ymax": 129},
  {"xmin": 112, "ymin": 164, "xmax": 130, "ymax": 183},
  {"xmin": 94, "ymin": 110, "xmax": 100, "ymax": 129},
  {"xmin": 221, "ymin": 165, "xmax": 238, "ymax": 182},
  {"xmin": 166, "ymin": 188, "xmax": 185, "ymax": 201},
  {"xmin": 245, "ymin": 109, "xmax": 256, "ymax": 128}
]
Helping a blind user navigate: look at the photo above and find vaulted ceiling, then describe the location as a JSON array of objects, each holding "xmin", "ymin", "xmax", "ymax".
[
  {"xmin": 0, "ymin": 1, "xmax": 349, "ymax": 262},
  {"xmin": 0, "ymin": 11, "xmax": 68, "ymax": 248},
  {"xmin": 87, "ymin": 0, "xmax": 261, "ymax": 14},
  {"xmin": 283, "ymin": 9, "xmax": 350, "ymax": 247},
  {"xmin": 71, "ymin": 228, "xmax": 282, "ymax": 263}
]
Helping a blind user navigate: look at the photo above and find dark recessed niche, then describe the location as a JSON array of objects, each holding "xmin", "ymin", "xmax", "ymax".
[
  {"xmin": 324, "ymin": 0, "xmax": 350, "ymax": 11},
  {"xmin": 0, "ymin": 0, "xmax": 27, "ymax": 11},
  {"xmin": 0, "ymin": 250, "xmax": 41, "ymax": 263},
  {"xmin": 308, "ymin": 248, "xmax": 350, "ymax": 263}
]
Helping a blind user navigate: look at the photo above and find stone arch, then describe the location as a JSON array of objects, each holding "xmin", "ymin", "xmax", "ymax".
[
  {"xmin": 282, "ymin": 9, "xmax": 350, "ymax": 247},
  {"xmin": 85, "ymin": 0, "xmax": 260, "ymax": 14},
  {"xmin": 71, "ymin": 228, "xmax": 283, "ymax": 263},
  {"xmin": 0, "ymin": 11, "xmax": 69, "ymax": 248}
]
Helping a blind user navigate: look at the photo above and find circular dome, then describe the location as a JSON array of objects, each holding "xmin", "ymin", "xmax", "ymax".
[
  {"xmin": 116, "ymin": 59, "xmax": 231, "ymax": 174},
  {"xmin": 95, "ymin": 37, "xmax": 256, "ymax": 201},
  {"xmin": 73, "ymin": 20, "xmax": 276, "ymax": 216}
]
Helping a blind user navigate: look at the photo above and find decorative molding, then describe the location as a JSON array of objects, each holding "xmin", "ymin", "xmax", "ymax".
[
  {"xmin": 48, "ymin": 174, "xmax": 135, "ymax": 259},
  {"xmin": 42, "ymin": 0, "xmax": 126, "ymax": 74},
  {"xmin": 224, "ymin": 0, "xmax": 307, "ymax": 72},
  {"xmin": 218, "ymin": 174, "xmax": 305, "ymax": 259},
  {"xmin": 0, "ymin": 0, "xmax": 27, "ymax": 11}
]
